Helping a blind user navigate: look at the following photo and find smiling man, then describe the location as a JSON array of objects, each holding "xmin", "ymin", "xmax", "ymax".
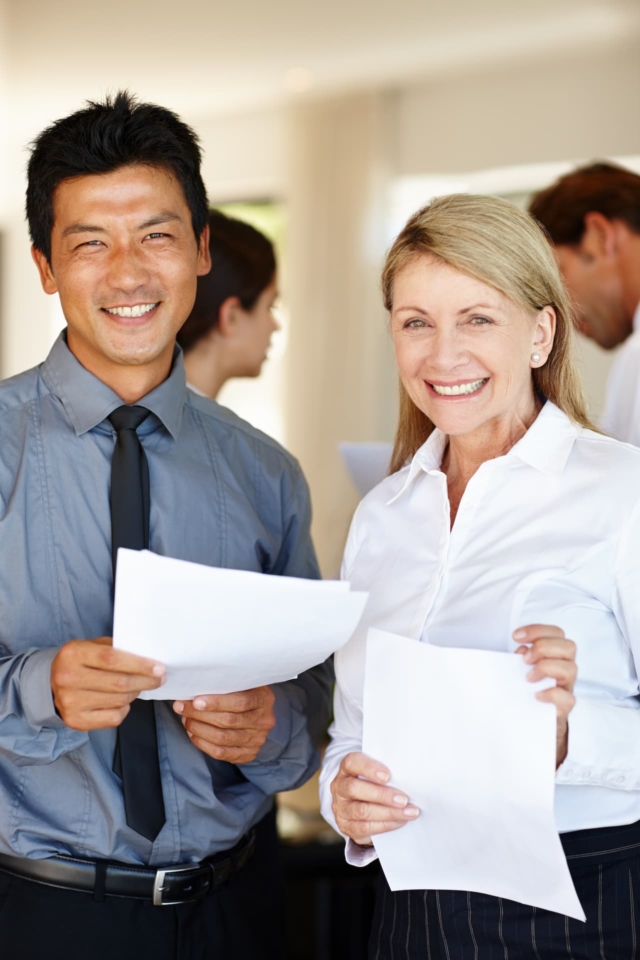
[{"xmin": 0, "ymin": 92, "xmax": 331, "ymax": 960}]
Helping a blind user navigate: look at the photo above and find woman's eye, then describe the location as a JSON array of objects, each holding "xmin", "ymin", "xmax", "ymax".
[
  {"xmin": 405, "ymin": 318, "xmax": 426, "ymax": 328},
  {"xmin": 470, "ymin": 316, "xmax": 492, "ymax": 326}
]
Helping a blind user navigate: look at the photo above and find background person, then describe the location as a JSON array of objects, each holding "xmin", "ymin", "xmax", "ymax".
[
  {"xmin": 320, "ymin": 194, "xmax": 640, "ymax": 958},
  {"xmin": 529, "ymin": 163, "xmax": 640, "ymax": 443},
  {"xmin": 0, "ymin": 91, "xmax": 331, "ymax": 960},
  {"xmin": 178, "ymin": 210, "xmax": 279, "ymax": 399}
]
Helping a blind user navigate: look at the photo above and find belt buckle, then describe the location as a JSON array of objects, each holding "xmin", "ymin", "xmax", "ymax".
[{"xmin": 153, "ymin": 865, "xmax": 202, "ymax": 906}]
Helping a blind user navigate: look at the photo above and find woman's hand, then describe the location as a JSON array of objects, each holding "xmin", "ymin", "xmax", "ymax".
[
  {"xmin": 513, "ymin": 624, "xmax": 577, "ymax": 767},
  {"xmin": 331, "ymin": 751, "xmax": 419, "ymax": 847}
]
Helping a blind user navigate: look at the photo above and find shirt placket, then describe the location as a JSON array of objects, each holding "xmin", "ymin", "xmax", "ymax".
[{"xmin": 421, "ymin": 460, "xmax": 498, "ymax": 638}]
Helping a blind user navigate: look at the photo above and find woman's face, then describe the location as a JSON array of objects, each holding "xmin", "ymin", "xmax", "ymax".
[
  {"xmin": 390, "ymin": 256, "xmax": 555, "ymax": 439},
  {"xmin": 233, "ymin": 277, "xmax": 280, "ymax": 376}
]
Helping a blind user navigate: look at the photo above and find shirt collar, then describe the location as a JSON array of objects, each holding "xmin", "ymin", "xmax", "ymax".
[
  {"xmin": 386, "ymin": 401, "xmax": 578, "ymax": 505},
  {"xmin": 41, "ymin": 331, "xmax": 187, "ymax": 439}
]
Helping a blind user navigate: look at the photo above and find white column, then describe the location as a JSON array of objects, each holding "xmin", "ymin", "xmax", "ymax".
[{"xmin": 284, "ymin": 92, "xmax": 397, "ymax": 576}]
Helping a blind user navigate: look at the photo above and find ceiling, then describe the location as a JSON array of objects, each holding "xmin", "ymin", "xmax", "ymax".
[{"xmin": 5, "ymin": 0, "xmax": 640, "ymax": 138}]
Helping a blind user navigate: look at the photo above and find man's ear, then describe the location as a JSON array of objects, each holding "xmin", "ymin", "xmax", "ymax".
[
  {"xmin": 217, "ymin": 296, "xmax": 242, "ymax": 338},
  {"xmin": 581, "ymin": 211, "xmax": 617, "ymax": 258},
  {"xmin": 31, "ymin": 246, "xmax": 58, "ymax": 294},
  {"xmin": 197, "ymin": 225, "xmax": 211, "ymax": 276}
]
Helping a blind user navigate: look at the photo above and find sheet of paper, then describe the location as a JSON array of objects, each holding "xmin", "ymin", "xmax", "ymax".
[
  {"xmin": 339, "ymin": 442, "xmax": 392, "ymax": 497},
  {"xmin": 363, "ymin": 629, "xmax": 585, "ymax": 921},
  {"xmin": 113, "ymin": 549, "xmax": 369, "ymax": 700}
]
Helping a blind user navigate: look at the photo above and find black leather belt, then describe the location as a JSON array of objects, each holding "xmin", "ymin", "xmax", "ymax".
[{"xmin": 0, "ymin": 828, "xmax": 255, "ymax": 906}]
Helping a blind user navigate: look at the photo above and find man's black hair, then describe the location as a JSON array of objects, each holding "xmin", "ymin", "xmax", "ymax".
[{"xmin": 26, "ymin": 90, "xmax": 209, "ymax": 261}]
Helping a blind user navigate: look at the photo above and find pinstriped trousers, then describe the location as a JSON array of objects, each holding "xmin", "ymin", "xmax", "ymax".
[{"xmin": 369, "ymin": 820, "xmax": 640, "ymax": 959}]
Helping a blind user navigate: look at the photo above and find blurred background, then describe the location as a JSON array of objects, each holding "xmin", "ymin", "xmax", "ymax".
[{"xmin": 1, "ymin": 2, "xmax": 639, "ymax": 955}]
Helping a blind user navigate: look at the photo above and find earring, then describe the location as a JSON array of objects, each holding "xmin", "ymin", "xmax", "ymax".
[{"xmin": 531, "ymin": 353, "xmax": 541, "ymax": 363}]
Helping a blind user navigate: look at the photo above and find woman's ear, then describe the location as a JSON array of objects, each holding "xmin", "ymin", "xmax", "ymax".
[
  {"xmin": 533, "ymin": 305, "xmax": 556, "ymax": 361},
  {"xmin": 217, "ymin": 296, "xmax": 242, "ymax": 339}
]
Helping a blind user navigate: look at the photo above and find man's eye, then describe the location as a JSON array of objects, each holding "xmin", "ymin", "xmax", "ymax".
[
  {"xmin": 145, "ymin": 232, "xmax": 168, "ymax": 240},
  {"xmin": 79, "ymin": 240, "xmax": 103, "ymax": 248}
]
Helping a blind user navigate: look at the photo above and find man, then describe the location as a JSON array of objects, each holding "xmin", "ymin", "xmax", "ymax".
[
  {"xmin": 0, "ymin": 91, "xmax": 331, "ymax": 960},
  {"xmin": 529, "ymin": 162, "xmax": 640, "ymax": 443}
]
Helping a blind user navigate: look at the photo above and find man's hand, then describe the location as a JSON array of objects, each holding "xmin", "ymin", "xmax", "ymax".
[
  {"xmin": 173, "ymin": 687, "xmax": 276, "ymax": 763},
  {"xmin": 51, "ymin": 637, "xmax": 166, "ymax": 731},
  {"xmin": 514, "ymin": 624, "xmax": 577, "ymax": 768}
]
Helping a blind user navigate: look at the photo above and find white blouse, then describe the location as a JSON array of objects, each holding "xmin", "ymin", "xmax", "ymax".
[{"xmin": 319, "ymin": 402, "xmax": 640, "ymax": 866}]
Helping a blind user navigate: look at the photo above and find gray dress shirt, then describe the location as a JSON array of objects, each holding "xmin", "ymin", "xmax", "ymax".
[{"xmin": 0, "ymin": 333, "xmax": 332, "ymax": 866}]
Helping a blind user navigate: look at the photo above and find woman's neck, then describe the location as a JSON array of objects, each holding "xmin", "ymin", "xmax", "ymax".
[{"xmin": 183, "ymin": 336, "xmax": 229, "ymax": 400}]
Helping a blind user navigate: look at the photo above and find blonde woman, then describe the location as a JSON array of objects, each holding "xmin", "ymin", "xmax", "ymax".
[{"xmin": 319, "ymin": 195, "xmax": 640, "ymax": 958}]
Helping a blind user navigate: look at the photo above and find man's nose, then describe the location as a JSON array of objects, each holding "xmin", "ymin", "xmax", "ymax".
[{"xmin": 106, "ymin": 242, "xmax": 151, "ymax": 292}]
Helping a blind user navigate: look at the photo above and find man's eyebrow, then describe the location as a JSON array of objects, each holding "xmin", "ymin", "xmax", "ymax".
[
  {"xmin": 138, "ymin": 213, "xmax": 183, "ymax": 229},
  {"xmin": 61, "ymin": 223, "xmax": 106, "ymax": 239}
]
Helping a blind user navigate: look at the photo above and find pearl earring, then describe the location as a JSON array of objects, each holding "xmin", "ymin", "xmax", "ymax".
[{"xmin": 531, "ymin": 353, "xmax": 541, "ymax": 363}]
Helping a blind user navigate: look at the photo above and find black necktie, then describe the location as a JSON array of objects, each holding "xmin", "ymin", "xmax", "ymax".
[{"xmin": 109, "ymin": 405, "xmax": 166, "ymax": 842}]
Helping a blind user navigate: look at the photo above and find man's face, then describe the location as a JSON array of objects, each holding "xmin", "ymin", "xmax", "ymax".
[
  {"xmin": 555, "ymin": 227, "xmax": 629, "ymax": 350},
  {"xmin": 32, "ymin": 164, "xmax": 210, "ymax": 375}
]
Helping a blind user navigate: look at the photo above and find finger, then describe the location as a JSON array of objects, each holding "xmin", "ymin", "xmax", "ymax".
[
  {"xmin": 333, "ymin": 776, "xmax": 410, "ymax": 809},
  {"xmin": 174, "ymin": 702, "xmax": 271, "ymax": 729},
  {"xmin": 536, "ymin": 686, "xmax": 576, "ymax": 714},
  {"xmin": 527, "ymin": 659, "xmax": 577, "ymax": 688},
  {"xmin": 182, "ymin": 718, "xmax": 264, "ymax": 748},
  {"xmin": 64, "ymin": 706, "xmax": 130, "ymax": 731},
  {"xmin": 182, "ymin": 689, "xmax": 271, "ymax": 715},
  {"xmin": 186, "ymin": 734, "xmax": 258, "ymax": 764},
  {"xmin": 75, "ymin": 666, "xmax": 167, "ymax": 695},
  {"xmin": 344, "ymin": 819, "xmax": 411, "ymax": 841},
  {"xmin": 513, "ymin": 624, "xmax": 565, "ymax": 644},
  {"xmin": 518, "ymin": 638, "xmax": 577, "ymax": 664},
  {"xmin": 79, "ymin": 641, "xmax": 166, "ymax": 679},
  {"xmin": 338, "ymin": 800, "xmax": 420, "ymax": 824},
  {"xmin": 341, "ymin": 751, "xmax": 391, "ymax": 784}
]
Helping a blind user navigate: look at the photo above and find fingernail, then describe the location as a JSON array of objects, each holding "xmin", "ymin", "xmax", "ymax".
[
  {"xmin": 376, "ymin": 771, "xmax": 389, "ymax": 783},
  {"xmin": 513, "ymin": 629, "xmax": 526, "ymax": 640},
  {"xmin": 393, "ymin": 794, "xmax": 408, "ymax": 807},
  {"xmin": 152, "ymin": 664, "xmax": 166, "ymax": 677},
  {"xmin": 193, "ymin": 698, "xmax": 207, "ymax": 711},
  {"xmin": 173, "ymin": 701, "xmax": 184, "ymax": 714},
  {"xmin": 187, "ymin": 730, "xmax": 193, "ymax": 739},
  {"xmin": 404, "ymin": 806, "xmax": 420, "ymax": 818}
]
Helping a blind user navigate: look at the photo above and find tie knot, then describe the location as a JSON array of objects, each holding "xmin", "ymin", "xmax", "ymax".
[{"xmin": 108, "ymin": 405, "xmax": 150, "ymax": 434}]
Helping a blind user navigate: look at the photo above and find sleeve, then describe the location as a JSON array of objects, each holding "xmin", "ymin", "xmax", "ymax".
[
  {"xmin": 318, "ymin": 506, "xmax": 379, "ymax": 867},
  {"xmin": 238, "ymin": 459, "xmax": 334, "ymax": 793},
  {"xmin": 556, "ymin": 498, "xmax": 640, "ymax": 791},
  {"xmin": 0, "ymin": 647, "xmax": 89, "ymax": 765},
  {"xmin": 599, "ymin": 341, "xmax": 640, "ymax": 446}
]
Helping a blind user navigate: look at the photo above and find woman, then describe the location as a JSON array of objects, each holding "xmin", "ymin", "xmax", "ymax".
[
  {"xmin": 319, "ymin": 194, "xmax": 640, "ymax": 958},
  {"xmin": 178, "ymin": 209, "xmax": 279, "ymax": 398}
]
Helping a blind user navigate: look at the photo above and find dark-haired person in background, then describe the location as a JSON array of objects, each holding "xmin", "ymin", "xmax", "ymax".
[
  {"xmin": 0, "ymin": 91, "xmax": 331, "ymax": 960},
  {"xmin": 178, "ymin": 210, "xmax": 280, "ymax": 399},
  {"xmin": 530, "ymin": 163, "xmax": 640, "ymax": 443}
]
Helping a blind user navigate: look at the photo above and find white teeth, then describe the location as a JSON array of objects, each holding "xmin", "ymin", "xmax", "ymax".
[
  {"xmin": 431, "ymin": 378, "xmax": 487, "ymax": 396},
  {"xmin": 105, "ymin": 303, "xmax": 158, "ymax": 318}
]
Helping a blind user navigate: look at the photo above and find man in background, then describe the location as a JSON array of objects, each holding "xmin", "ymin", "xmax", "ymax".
[{"xmin": 530, "ymin": 163, "xmax": 640, "ymax": 443}]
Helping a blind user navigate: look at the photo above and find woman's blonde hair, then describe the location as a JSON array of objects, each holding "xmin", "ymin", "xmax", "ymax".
[{"xmin": 383, "ymin": 193, "xmax": 593, "ymax": 474}]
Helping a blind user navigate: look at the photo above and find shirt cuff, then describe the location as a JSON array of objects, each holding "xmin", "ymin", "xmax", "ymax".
[
  {"xmin": 345, "ymin": 838, "xmax": 379, "ymax": 867},
  {"xmin": 556, "ymin": 697, "xmax": 640, "ymax": 790},
  {"xmin": 19, "ymin": 648, "xmax": 66, "ymax": 729}
]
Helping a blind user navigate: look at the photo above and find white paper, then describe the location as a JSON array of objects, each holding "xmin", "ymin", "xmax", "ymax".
[
  {"xmin": 113, "ymin": 550, "xmax": 369, "ymax": 700},
  {"xmin": 363, "ymin": 629, "xmax": 585, "ymax": 921},
  {"xmin": 339, "ymin": 442, "xmax": 392, "ymax": 497}
]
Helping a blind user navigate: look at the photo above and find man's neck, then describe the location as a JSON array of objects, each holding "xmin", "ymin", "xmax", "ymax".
[{"xmin": 66, "ymin": 331, "xmax": 174, "ymax": 404}]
